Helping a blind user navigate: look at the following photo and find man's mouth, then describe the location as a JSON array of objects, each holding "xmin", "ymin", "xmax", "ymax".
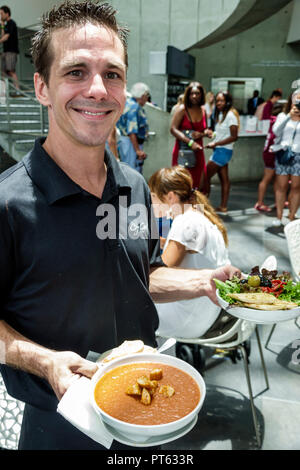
[
  {"xmin": 82, "ymin": 110, "xmax": 108, "ymax": 116},
  {"xmin": 72, "ymin": 107, "xmax": 113, "ymax": 119}
]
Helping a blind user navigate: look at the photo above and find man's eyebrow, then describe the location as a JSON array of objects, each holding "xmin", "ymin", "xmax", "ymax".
[
  {"xmin": 60, "ymin": 61, "xmax": 87, "ymax": 71},
  {"xmin": 59, "ymin": 59, "xmax": 126, "ymax": 73}
]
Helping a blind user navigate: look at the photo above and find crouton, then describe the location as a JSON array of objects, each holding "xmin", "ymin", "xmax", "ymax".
[
  {"xmin": 136, "ymin": 376, "xmax": 151, "ymax": 388},
  {"xmin": 141, "ymin": 387, "xmax": 151, "ymax": 405},
  {"xmin": 126, "ymin": 383, "xmax": 142, "ymax": 396},
  {"xmin": 149, "ymin": 369, "xmax": 163, "ymax": 380},
  {"xmin": 159, "ymin": 385, "xmax": 175, "ymax": 398}
]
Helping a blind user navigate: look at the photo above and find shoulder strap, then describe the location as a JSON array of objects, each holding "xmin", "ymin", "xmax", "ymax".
[{"xmin": 185, "ymin": 108, "xmax": 194, "ymax": 129}]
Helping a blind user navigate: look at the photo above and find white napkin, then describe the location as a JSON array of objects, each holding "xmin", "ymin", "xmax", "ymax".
[{"xmin": 57, "ymin": 376, "xmax": 113, "ymax": 449}]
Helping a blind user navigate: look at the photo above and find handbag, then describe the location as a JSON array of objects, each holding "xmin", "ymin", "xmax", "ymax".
[
  {"xmin": 178, "ymin": 129, "xmax": 197, "ymax": 168},
  {"xmin": 276, "ymin": 147, "xmax": 296, "ymax": 164},
  {"xmin": 178, "ymin": 109, "xmax": 204, "ymax": 169},
  {"xmin": 276, "ymin": 121, "xmax": 299, "ymax": 164}
]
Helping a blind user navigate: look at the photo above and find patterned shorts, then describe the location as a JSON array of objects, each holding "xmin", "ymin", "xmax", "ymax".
[
  {"xmin": 1, "ymin": 52, "xmax": 18, "ymax": 73},
  {"xmin": 275, "ymin": 152, "xmax": 300, "ymax": 176}
]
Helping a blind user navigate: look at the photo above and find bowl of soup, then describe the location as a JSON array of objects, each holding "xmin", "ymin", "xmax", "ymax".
[{"xmin": 90, "ymin": 352, "xmax": 206, "ymax": 442}]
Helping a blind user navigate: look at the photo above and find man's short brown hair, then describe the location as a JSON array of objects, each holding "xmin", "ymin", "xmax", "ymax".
[{"xmin": 31, "ymin": 1, "xmax": 129, "ymax": 85}]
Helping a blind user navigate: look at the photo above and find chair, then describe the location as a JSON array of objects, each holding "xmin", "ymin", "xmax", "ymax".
[
  {"xmin": 265, "ymin": 220, "xmax": 300, "ymax": 349},
  {"xmin": 157, "ymin": 319, "xmax": 269, "ymax": 448},
  {"xmin": 284, "ymin": 219, "xmax": 300, "ymax": 282}
]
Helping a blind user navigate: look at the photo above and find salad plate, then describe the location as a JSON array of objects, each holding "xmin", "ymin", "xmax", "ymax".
[
  {"xmin": 216, "ymin": 289, "xmax": 300, "ymax": 324},
  {"xmin": 215, "ymin": 266, "xmax": 300, "ymax": 324}
]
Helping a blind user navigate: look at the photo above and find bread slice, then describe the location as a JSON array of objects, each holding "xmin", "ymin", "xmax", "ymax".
[{"xmin": 227, "ymin": 292, "xmax": 277, "ymax": 304}]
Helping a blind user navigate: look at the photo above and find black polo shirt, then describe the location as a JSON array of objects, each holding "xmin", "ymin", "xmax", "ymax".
[
  {"xmin": 0, "ymin": 138, "xmax": 162, "ymax": 411},
  {"xmin": 3, "ymin": 19, "xmax": 19, "ymax": 53}
]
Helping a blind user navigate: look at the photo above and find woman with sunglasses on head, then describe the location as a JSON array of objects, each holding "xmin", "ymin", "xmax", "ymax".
[
  {"xmin": 170, "ymin": 82, "xmax": 212, "ymax": 192},
  {"xmin": 149, "ymin": 166, "xmax": 234, "ymax": 340},
  {"xmin": 205, "ymin": 91, "xmax": 239, "ymax": 214}
]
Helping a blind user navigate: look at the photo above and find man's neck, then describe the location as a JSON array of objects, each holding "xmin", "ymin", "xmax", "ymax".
[{"xmin": 43, "ymin": 135, "xmax": 107, "ymax": 199}]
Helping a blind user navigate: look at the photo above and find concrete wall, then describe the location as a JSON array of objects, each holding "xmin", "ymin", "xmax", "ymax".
[
  {"xmin": 9, "ymin": 1, "xmax": 300, "ymax": 108},
  {"xmin": 287, "ymin": 0, "xmax": 300, "ymax": 43},
  {"xmin": 8, "ymin": 0, "xmax": 240, "ymax": 108},
  {"xmin": 190, "ymin": 2, "xmax": 300, "ymax": 100}
]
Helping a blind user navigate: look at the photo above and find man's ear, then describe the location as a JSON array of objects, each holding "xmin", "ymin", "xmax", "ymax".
[{"xmin": 34, "ymin": 72, "xmax": 51, "ymax": 107}]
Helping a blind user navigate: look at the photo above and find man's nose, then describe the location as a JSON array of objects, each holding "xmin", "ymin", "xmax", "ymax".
[{"xmin": 86, "ymin": 74, "xmax": 108, "ymax": 100}]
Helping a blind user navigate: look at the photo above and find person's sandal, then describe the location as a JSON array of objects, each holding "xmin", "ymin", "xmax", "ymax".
[
  {"xmin": 215, "ymin": 206, "xmax": 228, "ymax": 214},
  {"xmin": 254, "ymin": 203, "xmax": 272, "ymax": 213}
]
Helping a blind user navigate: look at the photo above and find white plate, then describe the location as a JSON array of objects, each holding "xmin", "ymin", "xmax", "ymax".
[
  {"xmin": 103, "ymin": 415, "xmax": 198, "ymax": 447},
  {"xmin": 216, "ymin": 289, "xmax": 300, "ymax": 324}
]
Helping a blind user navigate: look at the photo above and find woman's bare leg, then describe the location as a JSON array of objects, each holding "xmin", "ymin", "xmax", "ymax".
[
  {"xmin": 257, "ymin": 168, "xmax": 275, "ymax": 206},
  {"xmin": 274, "ymin": 174, "xmax": 289, "ymax": 220},
  {"xmin": 218, "ymin": 164, "xmax": 230, "ymax": 210},
  {"xmin": 206, "ymin": 160, "xmax": 220, "ymax": 197}
]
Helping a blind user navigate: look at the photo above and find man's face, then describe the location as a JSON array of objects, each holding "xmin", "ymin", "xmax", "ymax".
[
  {"xmin": 139, "ymin": 92, "xmax": 149, "ymax": 107},
  {"xmin": 35, "ymin": 23, "xmax": 127, "ymax": 149},
  {"xmin": 0, "ymin": 10, "xmax": 8, "ymax": 22}
]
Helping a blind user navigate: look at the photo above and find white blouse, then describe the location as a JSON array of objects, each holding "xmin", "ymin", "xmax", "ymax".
[
  {"xmin": 271, "ymin": 112, "xmax": 300, "ymax": 153},
  {"xmin": 155, "ymin": 210, "xmax": 230, "ymax": 339},
  {"xmin": 214, "ymin": 110, "xmax": 238, "ymax": 150}
]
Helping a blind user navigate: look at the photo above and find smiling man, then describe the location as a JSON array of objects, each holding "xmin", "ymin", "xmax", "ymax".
[{"xmin": 0, "ymin": 1, "xmax": 239, "ymax": 450}]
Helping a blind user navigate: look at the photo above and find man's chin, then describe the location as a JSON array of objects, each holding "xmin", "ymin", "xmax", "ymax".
[{"xmin": 72, "ymin": 133, "xmax": 107, "ymax": 148}]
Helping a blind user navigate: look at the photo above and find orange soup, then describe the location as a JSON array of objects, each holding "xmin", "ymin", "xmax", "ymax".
[{"xmin": 94, "ymin": 362, "xmax": 200, "ymax": 425}]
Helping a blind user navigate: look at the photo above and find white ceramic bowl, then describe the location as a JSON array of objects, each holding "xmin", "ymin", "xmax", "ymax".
[
  {"xmin": 216, "ymin": 289, "xmax": 300, "ymax": 324},
  {"xmin": 90, "ymin": 352, "xmax": 206, "ymax": 443}
]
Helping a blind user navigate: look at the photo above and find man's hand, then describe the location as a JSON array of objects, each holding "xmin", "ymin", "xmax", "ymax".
[
  {"xmin": 206, "ymin": 265, "xmax": 241, "ymax": 305},
  {"xmin": 46, "ymin": 351, "xmax": 98, "ymax": 401},
  {"xmin": 136, "ymin": 149, "xmax": 147, "ymax": 160}
]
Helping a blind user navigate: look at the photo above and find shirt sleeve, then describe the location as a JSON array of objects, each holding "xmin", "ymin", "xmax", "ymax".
[
  {"xmin": 226, "ymin": 111, "xmax": 238, "ymax": 127},
  {"xmin": 272, "ymin": 112, "xmax": 290, "ymax": 137},
  {"xmin": 166, "ymin": 213, "xmax": 206, "ymax": 252},
  {"xmin": 126, "ymin": 104, "xmax": 139, "ymax": 135}
]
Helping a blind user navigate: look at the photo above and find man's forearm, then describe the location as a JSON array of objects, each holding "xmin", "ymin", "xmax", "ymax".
[
  {"xmin": 149, "ymin": 264, "xmax": 240, "ymax": 305},
  {"xmin": 0, "ymin": 319, "xmax": 53, "ymax": 380},
  {"xmin": 129, "ymin": 133, "xmax": 140, "ymax": 152},
  {"xmin": 149, "ymin": 266, "xmax": 214, "ymax": 303},
  {"xmin": 0, "ymin": 33, "xmax": 9, "ymax": 43},
  {"xmin": 0, "ymin": 320, "xmax": 99, "ymax": 400}
]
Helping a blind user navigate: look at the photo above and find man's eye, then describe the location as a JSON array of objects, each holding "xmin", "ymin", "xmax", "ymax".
[
  {"xmin": 68, "ymin": 70, "xmax": 83, "ymax": 78},
  {"xmin": 105, "ymin": 71, "xmax": 120, "ymax": 79}
]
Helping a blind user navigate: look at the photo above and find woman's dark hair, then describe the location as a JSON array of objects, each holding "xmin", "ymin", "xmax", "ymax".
[
  {"xmin": 31, "ymin": 0, "xmax": 129, "ymax": 85},
  {"xmin": 269, "ymin": 89, "xmax": 282, "ymax": 99},
  {"xmin": 284, "ymin": 94, "xmax": 293, "ymax": 114},
  {"xmin": 183, "ymin": 82, "xmax": 205, "ymax": 109},
  {"xmin": 214, "ymin": 91, "xmax": 233, "ymax": 123}
]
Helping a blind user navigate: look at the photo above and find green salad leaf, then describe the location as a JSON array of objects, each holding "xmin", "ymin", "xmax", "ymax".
[
  {"xmin": 214, "ymin": 278, "xmax": 241, "ymax": 304},
  {"xmin": 278, "ymin": 281, "xmax": 300, "ymax": 305}
]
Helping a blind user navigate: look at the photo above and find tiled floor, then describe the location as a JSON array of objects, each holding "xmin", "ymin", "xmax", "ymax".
[{"xmin": 161, "ymin": 181, "xmax": 300, "ymax": 450}]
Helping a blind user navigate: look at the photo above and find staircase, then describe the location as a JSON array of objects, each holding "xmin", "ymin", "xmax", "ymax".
[{"xmin": 0, "ymin": 78, "xmax": 47, "ymax": 163}]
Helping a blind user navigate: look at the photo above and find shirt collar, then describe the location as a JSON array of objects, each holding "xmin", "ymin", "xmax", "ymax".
[{"xmin": 23, "ymin": 138, "xmax": 131, "ymax": 205}]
